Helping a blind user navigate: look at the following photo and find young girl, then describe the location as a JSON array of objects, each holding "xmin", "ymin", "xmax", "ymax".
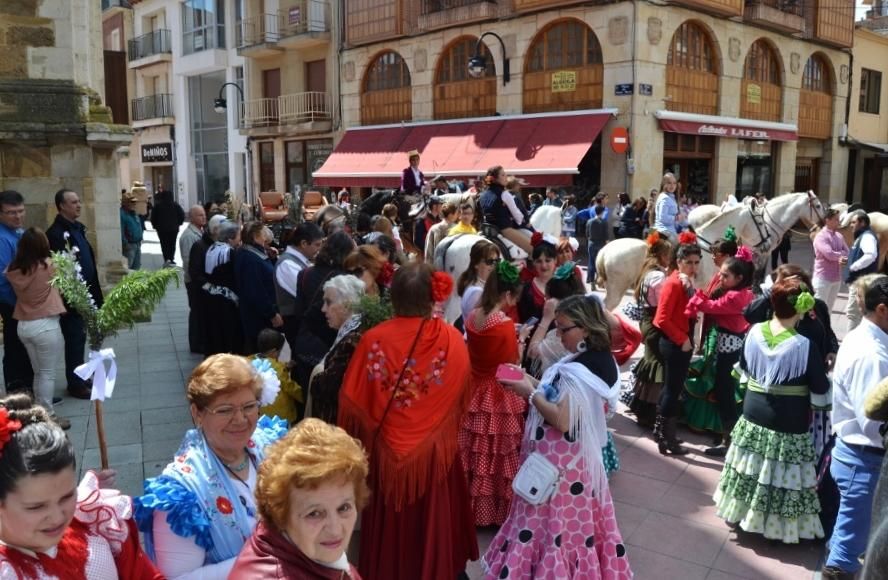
[
  {"xmin": 449, "ymin": 202, "xmax": 478, "ymax": 236},
  {"xmin": 0, "ymin": 394, "xmax": 161, "ymax": 578},
  {"xmin": 684, "ymin": 248, "xmax": 756, "ymax": 454},
  {"xmin": 517, "ymin": 234, "xmax": 558, "ymax": 323}
]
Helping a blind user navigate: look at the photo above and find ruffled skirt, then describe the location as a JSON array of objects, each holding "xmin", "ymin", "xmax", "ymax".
[{"xmin": 713, "ymin": 416, "xmax": 825, "ymax": 544}]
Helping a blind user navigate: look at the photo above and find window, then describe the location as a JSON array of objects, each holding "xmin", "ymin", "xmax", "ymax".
[
  {"xmin": 803, "ymin": 55, "xmax": 830, "ymax": 93},
  {"xmin": 526, "ymin": 19, "xmax": 601, "ymax": 73},
  {"xmin": 364, "ymin": 51, "xmax": 410, "ymax": 92},
  {"xmin": 860, "ymin": 68, "xmax": 882, "ymax": 115},
  {"xmin": 361, "ymin": 51, "xmax": 412, "ymax": 125},
  {"xmin": 433, "ymin": 37, "xmax": 496, "ymax": 120},
  {"xmin": 259, "ymin": 142, "xmax": 275, "ymax": 192},
  {"xmin": 188, "ymin": 71, "xmax": 229, "ymax": 202},
  {"xmin": 668, "ymin": 21, "xmax": 716, "ymax": 73},
  {"xmin": 182, "ymin": 0, "xmax": 225, "ymax": 55},
  {"xmin": 436, "ymin": 37, "xmax": 494, "ymax": 84},
  {"xmin": 285, "ymin": 141, "xmax": 305, "ymax": 193},
  {"xmin": 744, "ymin": 40, "xmax": 780, "ymax": 84}
]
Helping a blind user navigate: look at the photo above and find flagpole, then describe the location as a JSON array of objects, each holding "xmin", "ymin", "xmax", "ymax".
[{"xmin": 94, "ymin": 400, "xmax": 109, "ymax": 470}]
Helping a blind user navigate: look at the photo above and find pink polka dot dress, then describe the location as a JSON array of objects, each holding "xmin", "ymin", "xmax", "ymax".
[{"xmin": 481, "ymin": 421, "xmax": 633, "ymax": 579}]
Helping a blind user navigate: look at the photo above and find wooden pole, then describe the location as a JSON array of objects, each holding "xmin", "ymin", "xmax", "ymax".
[{"xmin": 94, "ymin": 400, "xmax": 109, "ymax": 470}]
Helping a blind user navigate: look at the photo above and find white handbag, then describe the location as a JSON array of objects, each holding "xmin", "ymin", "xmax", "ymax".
[{"xmin": 512, "ymin": 446, "xmax": 581, "ymax": 505}]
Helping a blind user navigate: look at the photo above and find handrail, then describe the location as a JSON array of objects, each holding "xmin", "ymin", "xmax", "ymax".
[
  {"xmin": 241, "ymin": 92, "xmax": 332, "ymax": 128},
  {"xmin": 131, "ymin": 94, "xmax": 173, "ymax": 121},
  {"xmin": 128, "ymin": 29, "xmax": 172, "ymax": 61}
]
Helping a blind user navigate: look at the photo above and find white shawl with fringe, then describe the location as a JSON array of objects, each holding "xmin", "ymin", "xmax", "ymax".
[
  {"xmin": 526, "ymin": 352, "xmax": 620, "ymax": 496},
  {"xmin": 743, "ymin": 322, "xmax": 810, "ymax": 389}
]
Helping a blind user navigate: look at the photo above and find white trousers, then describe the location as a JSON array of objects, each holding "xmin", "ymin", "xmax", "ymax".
[
  {"xmin": 846, "ymin": 283, "xmax": 863, "ymax": 332},
  {"xmin": 17, "ymin": 316, "xmax": 62, "ymax": 412},
  {"xmin": 813, "ymin": 277, "xmax": 841, "ymax": 314}
]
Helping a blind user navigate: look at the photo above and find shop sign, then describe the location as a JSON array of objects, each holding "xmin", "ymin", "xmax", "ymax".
[
  {"xmin": 141, "ymin": 143, "xmax": 173, "ymax": 163},
  {"xmin": 746, "ymin": 83, "xmax": 762, "ymax": 105},
  {"xmin": 306, "ymin": 139, "xmax": 334, "ymax": 181},
  {"xmin": 551, "ymin": 71, "xmax": 577, "ymax": 93},
  {"xmin": 288, "ymin": 6, "xmax": 301, "ymax": 25},
  {"xmin": 615, "ymin": 83, "xmax": 633, "ymax": 96},
  {"xmin": 657, "ymin": 118, "xmax": 797, "ymax": 142}
]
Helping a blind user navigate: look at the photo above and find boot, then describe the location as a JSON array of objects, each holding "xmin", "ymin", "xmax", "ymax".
[
  {"xmin": 820, "ymin": 566, "xmax": 855, "ymax": 580},
  {"xmin": 659, "ymin": 416, "xmax": 689, "ymax": 456},
  {"xmin": 704, "ymin": 434, "xmax": 730, "ymax": 457},
  {"xmin": 652, "ymin": 414, "xmax": 666, "ymax": 447}
]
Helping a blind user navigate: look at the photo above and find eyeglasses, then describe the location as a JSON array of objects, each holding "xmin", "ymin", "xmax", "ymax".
[
  {"xmin": 483, "ymin": 258, "xmax": 500, "ymax": 266},
  {"xmin": 206, "ymin": 400, "xmax": 261, "ymax": 420},
  {"xmin": 1, "ymin": 208, "xmax": 24, "ymax": 217},
  {"xmin": 555, "ymin": 324, "xmax": 579, "ymax": 334}
]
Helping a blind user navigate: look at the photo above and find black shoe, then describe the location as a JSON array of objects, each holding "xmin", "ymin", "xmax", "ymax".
[
  {"xmin": 704, "ymin": 444, "xmax": 729, "ymax": 457},
  {"xmin": 67, "ymin": 384, "xmax": 91, "ymax": 400},
  {"xmin": 52, "ymin": 396, "xmax": 63, "ymax": 405}
]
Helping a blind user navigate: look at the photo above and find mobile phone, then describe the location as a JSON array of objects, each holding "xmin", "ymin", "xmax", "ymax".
[
  {"xmin": 522, "ymin": 316, "xmax": 540, "ymax": 329},
  {"xmin": 496, "ymin": 364, "xmax": 524, "ymax": 381}
]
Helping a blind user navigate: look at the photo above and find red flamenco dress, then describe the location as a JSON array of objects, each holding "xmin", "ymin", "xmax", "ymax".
[
  {"xmin": 339, "ymin": 316, "xmax": 479, "ymax": 580},
  {"xmin": 0, "ymin": 471, "xmax": 163, "ymax": 579},
  {"xmin": 459, "ymin": 308, "xmax": 527, "ymax": 526}
]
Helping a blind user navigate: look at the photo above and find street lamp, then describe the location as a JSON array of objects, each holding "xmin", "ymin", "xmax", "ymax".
[
  {"xmin": 467, "ymin": 31, "xmax": 510, "ymax": 86},
  {"xmin": 214, "ymin": 82, "xmax": 245, "ymax": 114}
]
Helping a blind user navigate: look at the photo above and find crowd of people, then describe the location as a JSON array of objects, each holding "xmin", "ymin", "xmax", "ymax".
[{"xmin": 0, "ymin": 163, "xmax": 887, "ymax": 580}]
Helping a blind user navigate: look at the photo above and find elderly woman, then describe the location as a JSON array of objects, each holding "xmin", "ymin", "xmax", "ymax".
[
  {"xmin": 204, "ymin": 220, "xmax": 244, "ymax": 355},
  {"xmin": 0, "ymin": 394, "xmax": 162, "ymax": 577},
  {"xmin": 484, "ymin": 296, "xmax": 632, "ymax": 578},
  {"xmin": 309, "ymin": 274, "xmax": 367, "ymax": 424},
  {"xmin": 135, "ymin": 354, "xmax": 287, "ymax": 578},
  {"xmin": 231, "ymin": 419, "xmax": 368, "ymax": 579},
  {"xmin": 339, "ymin": 263, "xmax": 478, "ymax": 579},
  {"xmin": 235, "ymin": 221, "xmax": 283, "ymax": 353}
]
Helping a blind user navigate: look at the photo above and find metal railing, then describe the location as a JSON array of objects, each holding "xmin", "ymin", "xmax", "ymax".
[
  {"xmin": 128, "ymin": 29, "xmax": 172, "ymax": 61},
  {"xmin": 102, "ymin": 0, "xmax": 131, "ymax": 10},
  {"xmin": 747, "ymin": 0, "xmax": 803, "ymax": 16},
  {"xmin": 237, "ymin": 13, "xmax": 281, "ymax": 47},
  {"xmin": 131, "ymin": 94, "xmax": 173, "ymax": 122},
  {"xmin": 242, "ymin": 92, "xmax": 331, "ymax": 128},
  {"xmin": 420, "ymin": 0, "xmax": 494, "ymax": 15},
  {"xmin": 236, "ymin": 1, "xmax": 329, "ymax": 48}
]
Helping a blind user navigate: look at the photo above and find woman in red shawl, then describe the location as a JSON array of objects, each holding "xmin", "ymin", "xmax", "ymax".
[
  {"xmin": 459, "ymin": 259, "xmax": 525, "ymax": 526},
  {"xmin": 338, "ymin": 262, "xmax": 478, "ymax": 580}
]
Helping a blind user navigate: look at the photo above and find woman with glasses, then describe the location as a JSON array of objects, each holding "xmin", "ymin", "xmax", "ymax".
[
  {"xmin": 135, "ymin": 354, "xmax": 287, "ymax": 579},
  {"xmin": 458, "ymin": 260, "xmax": 525, "ymax": 526},
  {"xmin": 457, "ymin": 239, "xmax": 501, "ymax": 326}
]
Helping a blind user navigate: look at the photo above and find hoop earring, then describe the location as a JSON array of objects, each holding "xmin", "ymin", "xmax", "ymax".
[{"xmin": 577, "ymin": 340, "xmax": 587, "ymax": 353}]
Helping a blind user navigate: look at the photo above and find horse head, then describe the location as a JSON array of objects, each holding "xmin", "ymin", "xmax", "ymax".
[{"xmin": 803, "ymin": 190, "xmax": 826, "ymax": 228}]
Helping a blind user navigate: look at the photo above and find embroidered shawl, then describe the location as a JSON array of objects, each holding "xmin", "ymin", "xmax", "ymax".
[{"xmin": 743, "ymin": 322, "xmax": 810, "ymax": 389}]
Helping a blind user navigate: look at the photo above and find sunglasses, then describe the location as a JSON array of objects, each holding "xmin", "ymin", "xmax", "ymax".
[{"xmin": 483, "ymin": 258, "xmax": 500, "ymax": 266}]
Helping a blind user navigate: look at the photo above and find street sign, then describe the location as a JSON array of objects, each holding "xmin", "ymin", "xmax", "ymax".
[
  {"xmin": 615, "ymin": 83, "xmax": 633, "ymax": 96},
  {"xmin": 611, "ymin": 127, "xmax": 629, "ymax": 154},
  {"xmin": 639, "ymin": 83, "xmax": 653, "ymax": 96}
]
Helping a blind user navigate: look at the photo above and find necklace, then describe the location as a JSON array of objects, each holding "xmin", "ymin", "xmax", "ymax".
[{"xmin": 224, "ymin": 451, "xmax": 249, "ymax": 472}]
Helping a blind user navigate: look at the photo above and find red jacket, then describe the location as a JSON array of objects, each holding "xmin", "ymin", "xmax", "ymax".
[
  {"xmin": 684, "ymin": 287, "xmax": 754, "ymax": 335},
  {"xmin": 653, "ymin": 271, "xmax": 692, "ymax": 345}
]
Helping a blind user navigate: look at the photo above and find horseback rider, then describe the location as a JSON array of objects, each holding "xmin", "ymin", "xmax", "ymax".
[
  {"xmin": 479, "ymin": 165, "xmax": 534, "ymax": 255},
  {"xmin": 400, "ymin": 150, "xmax": 426, "ymax": 196}
]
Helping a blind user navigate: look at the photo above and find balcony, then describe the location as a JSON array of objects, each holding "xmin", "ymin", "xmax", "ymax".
[
  {"xmin": 128, "ymin": 29, "xmax": 172, "ymax": 68},
  {"xmin": 240, "ymin": 92, "xmax": 332, "ymax": 134},
  {"xmin": 131, "ymin": 94, "xmax": 174, "ymax": 128},
  {"xmin": 418, "ymin": 0, "xmax": 497, "ymax": 31},
  {"xmin": 237, "ymin": 1, "xmax": 330, "ymax": 56},
  {"xmin": 744, "ymin": 0, "xmax": 805, "ymax": 34},
  {"xmin": 102, "ymin": 0, "xmax": 131, "ymax": 11},
  {"xmin": 666, "ymin": 0, "xmax": 744, "ymax": 17}
]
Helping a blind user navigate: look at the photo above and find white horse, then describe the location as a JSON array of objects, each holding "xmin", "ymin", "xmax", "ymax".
[
  {"xmin": 437, "ymin": 206, "xmax": 564, "ymax": 323},
  {"xmin": 596, "ymin": 191, "xmax": 826, "ymax": 310}
]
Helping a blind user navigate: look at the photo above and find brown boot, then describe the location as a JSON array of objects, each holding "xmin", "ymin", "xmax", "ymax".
[{"xmin": 821, "ymin": 566, "xmax": 855, "ymax": 580}]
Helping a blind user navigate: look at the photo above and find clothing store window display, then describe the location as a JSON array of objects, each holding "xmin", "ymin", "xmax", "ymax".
[
  {"xmin": 482, "ymin": 295, "xmax": 633, "ymax": 579},
  {"xmin": 652, "ymin": 232, "xmax": 701, "ymax": 455},
  {"xmin": 458, "ymin": 260, "xmax": 527, "ymax": 526},
  {"xmin": 713, "ymin": 278, "xmax": 829, "ymax": 544}
]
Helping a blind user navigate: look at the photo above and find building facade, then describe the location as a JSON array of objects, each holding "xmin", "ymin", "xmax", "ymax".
[{"xmin": 326, "ymin": 0, "xmax": 854, "ymax": 204}]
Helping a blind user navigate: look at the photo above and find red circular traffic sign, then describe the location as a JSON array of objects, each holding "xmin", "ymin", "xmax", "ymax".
[{"xmin": 611, "ymin": 127, "xmax": 629, "ymax": 154}]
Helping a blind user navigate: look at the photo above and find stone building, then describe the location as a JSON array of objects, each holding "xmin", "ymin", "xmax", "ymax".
[
  {"xmin": 314, "ymin": 0, "xmax": 855, "ymax": 205},
  {"xmin": 0, "ymin": 0, "xmax": 131, "ymax": 283}
]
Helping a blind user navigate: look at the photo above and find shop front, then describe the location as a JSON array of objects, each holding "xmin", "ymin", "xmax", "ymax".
[
  {"xmin": 663, "ymin": 133, "xmax": 715, "ymax": 203},
  {"xmin": 140, "ymin": 138, "xmax": 175, "ymax": 197},
  {"xmin": 255, "ymin": 137, "xmax": 335, "ymax": 194}
]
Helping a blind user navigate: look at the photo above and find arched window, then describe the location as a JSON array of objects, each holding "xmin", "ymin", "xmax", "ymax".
[
  {"xmin": 666, "ymin": 21, "xmax": 719, "ymax": 115},
  {"xmin": 434, "ymin": 37, "xmax": 496, "ymax": 120},
  {"xmin": 740, "ymin": 40, "xmax": 782, "ymax": 122},
  {"xmin": 799, "ymin": 53, "xmax": 833, "ymax": 139},
  {"xmin": 361, "ymin": 51, "xmax": 412, "ymax": 125},
  {"xmin": 523, "ymin": 19, "xmax": 603, "ymax": 113}
]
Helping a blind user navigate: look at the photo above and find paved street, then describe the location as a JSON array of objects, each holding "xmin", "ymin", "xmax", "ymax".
[{"xmin": 6, "ymin": 227, "xmax": 845, "ymax": 579}]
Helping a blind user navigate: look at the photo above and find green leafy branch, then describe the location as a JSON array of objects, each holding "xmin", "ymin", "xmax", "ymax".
[
  {"xmin": 355, "ymin": 294, "xmax": 393, "ymax": 331},
  {"xmin": 50, "ymin": 250, "xmax": 179, "ymax": 350}
]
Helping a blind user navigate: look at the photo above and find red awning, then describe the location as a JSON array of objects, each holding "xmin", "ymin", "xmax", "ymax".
[
  {"xmin": 655, "ymin": 111, "xmax": 798, "ymax": 142},
  {"xmin": 312, "ymin": 109, "xmax": 617, "ymax": 188}
]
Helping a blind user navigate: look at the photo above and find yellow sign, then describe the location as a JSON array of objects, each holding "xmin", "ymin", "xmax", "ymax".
[
  {"xmin": 551, "ymin": 71, "xmax": 577, "ymax": 93},
  {"xmin": 746, "ymin": 83, "xmax": 762, "ymax": 105}
]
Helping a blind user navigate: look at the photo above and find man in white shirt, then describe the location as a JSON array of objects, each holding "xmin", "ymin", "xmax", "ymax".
[
  {"xmin": 274, "ymin": 222, "xmax": 324, "ymax": 348},
  {"xmin": 824, "ymin": 275, "xmax": 888, "ymax": 579},
  {"xmin": 845, "ymin": 211, "xmax": 880, "ymax": 331}
]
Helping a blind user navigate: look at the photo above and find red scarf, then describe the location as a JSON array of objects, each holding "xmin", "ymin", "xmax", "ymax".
[{"xmin": 0, "ymin": 520, "xmax": 89, "ymax": 579}]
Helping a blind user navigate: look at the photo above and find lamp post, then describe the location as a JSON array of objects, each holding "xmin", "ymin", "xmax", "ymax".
[
  {"xmin": 213, "ymin": 81, "xmax": 252, "ymax": 206},
  {"xmin": 467, "ymin": 31, "xmax": 510, "ymax": 86}
]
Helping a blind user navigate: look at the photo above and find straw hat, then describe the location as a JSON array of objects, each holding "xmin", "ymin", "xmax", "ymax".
[{"xmin": 407, "ymin": 149, "xmax": 421, "ymax": 158}]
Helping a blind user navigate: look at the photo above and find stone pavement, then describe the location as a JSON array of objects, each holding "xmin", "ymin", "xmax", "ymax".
[{"xmin": 4, "ymin": 227, "xmax": 849, "ymax": 579}]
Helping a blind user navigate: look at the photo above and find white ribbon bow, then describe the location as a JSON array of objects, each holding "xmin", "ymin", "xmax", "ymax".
[{"xmin": 74, "ymin": 349, "xmax": 118, "ymax": 401}]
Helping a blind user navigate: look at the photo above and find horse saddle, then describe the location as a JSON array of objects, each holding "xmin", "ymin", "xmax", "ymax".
[{"xmin": 480, "ymin": 223, "xmax": 528, "ymax": 263}]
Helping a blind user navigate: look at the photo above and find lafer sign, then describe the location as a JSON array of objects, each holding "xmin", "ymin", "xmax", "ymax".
[
  {"xmin": 141, "ymin": 143, "xmax": 173, "ymax": 163},
  {"xmin": 657, "ymin": 119, "xmax": 797, "ymax": 142},
  {"xmin": 698, "ymin": 125, "xmax": 772, "ymax": 139}
]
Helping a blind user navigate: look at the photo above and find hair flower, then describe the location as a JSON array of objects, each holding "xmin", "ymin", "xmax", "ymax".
[
  {"xmin": 791, "ymin": 291, "xmax": 816, "ymax": 315},
  {"xmin": 734, "ymin": 246, "xmax": 755, "ymax": 263},
  {"xmin": 530, "ymin": 231, "xmax": 543, "ymax": 247},
  {"xmin": 723, "ymin": 225, "xmax": 738, "ymax": 243},
  {"xmin": 376, "ymin": 261, "xmax": 395, "ymax": 288},
  {"xmin": 430, "ymin": 271, "xmax": 453, "ymax": 303},
  {"xmin": 645, "ymin": 231, "xmax": 661, "ymax": 247},
  {"xmin": 678, "ymin": 231, "xmax": 698, "ymax": 245},
  {"xmin": 554, "ymin": 261, "xmax": 575, "ymax": 281},
  {"xmin": 251, "ymin": 358, "xmax": 281, "ymax": 407},
  {"xmin": 0, "ymin": 408, "xmax": 22, "ymax": 456},
  {"xmin": 496, "ymin": 260, "xmax": 519, "ymax": 284},
  {"xmin": 519, "ymin": 264, "xmax": 536, "ymax": 283}
]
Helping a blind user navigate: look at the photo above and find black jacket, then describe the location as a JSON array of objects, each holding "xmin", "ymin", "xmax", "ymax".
[
  {"xmin": 46, "ymin": 215, "xmax": 104, "ymax": 308},
  {"xmin": 150, "ymin": 191, "xmax": 185, "ymax": 232}
]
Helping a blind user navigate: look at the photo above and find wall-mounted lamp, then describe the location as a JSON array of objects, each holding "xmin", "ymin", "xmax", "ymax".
[{"xmin": 467, "ymin": 31, "xmax": 510, "ymax": 86}]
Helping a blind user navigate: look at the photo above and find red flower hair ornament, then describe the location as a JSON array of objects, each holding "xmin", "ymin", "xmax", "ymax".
[
  {"xmin": 646, "ymin": 231, "xmax": 661, "ymax": 247},
  {"xmin": 430, "ymin": 271, "xmax": 453, "ymax": 303},
  {"xmin": 377, "ymin": 261, "xmax": 395, "ymax": 288},
  {"xmin": 0, "ymin": 408, "xmax": 22, "ymax": 457},
  {"xmin": 735, "ymin": 246, "xmax": 755, "ymax": 263},
  {"xmin": 678, "ymin": 231, "xmax": 698, "ymax": 245},
  {"xmin": 530, "ymin": 231, "xmax": 543, "ymax": 247}
]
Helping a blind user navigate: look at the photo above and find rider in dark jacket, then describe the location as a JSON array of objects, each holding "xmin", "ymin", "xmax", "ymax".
[{"xmin": 478, "ymin": 165, "xmax": 533, "ymax": 255}]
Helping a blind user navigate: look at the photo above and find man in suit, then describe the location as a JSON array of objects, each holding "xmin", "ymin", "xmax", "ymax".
[{"xmin": 400, "ymin": 150, "xmax": 425, "ymax": 195}]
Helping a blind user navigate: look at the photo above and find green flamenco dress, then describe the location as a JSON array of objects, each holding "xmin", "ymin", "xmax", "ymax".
[{"xmin": 682, "ymin": 327, "xmax": 745, "ymax": 434}]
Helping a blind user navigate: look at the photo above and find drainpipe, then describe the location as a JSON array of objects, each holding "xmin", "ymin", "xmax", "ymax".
[
  {"xmin": 626, "ymin": 0, "xmax": 638, "ymax": 196},
  {"xmin": 843, "ymin": 50, "xmax": 855, "ymax": 204}
]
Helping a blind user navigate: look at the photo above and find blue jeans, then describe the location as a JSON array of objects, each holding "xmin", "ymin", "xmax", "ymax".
[
  {"xmin": 827, "ymin": 437, "xmax": 884, "ymax": 572},
  {"xmin": 123, "ymin": 241, "xmax": 141, "ymax": 270},
  {"xmin": 587, "ymin": 242, "xmax": 604, "ymax": 283}
]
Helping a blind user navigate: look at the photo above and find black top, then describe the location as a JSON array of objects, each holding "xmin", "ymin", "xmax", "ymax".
[
  {"xmin": 187, "ymin": 233, "xmax": 213, "ymax": 287},
  {"xmin": 46, "ymin": 215, "xmax": 104, "ymax": 307},
  {"xmin": 573, "ymin": 349, "xmax": 619, "ymax": 386},
  {"xmin": 744, "ymin": 293, "xmax": 839, "ymax": 356},
  {"xmin": 294, "ymin": 265, "xmax": 344, "ymax": 353},
  {"xmin": 739, "ymin": 328, "xmax": 830, "ymax": 434},
  {"xmin": 150, "ymin": 191, "xmax": 185, "ymax": 232}
]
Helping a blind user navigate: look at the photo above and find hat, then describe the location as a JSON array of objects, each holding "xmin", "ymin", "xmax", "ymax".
[
  {"xmin": 433, "ymin": 175, "xmax": 447, "ymax": 183},
  {"xmin": 122, "ymin": 193, "xmax": 136, "ymax": 203},
  {"xmin": 428, "ymin": 195, "xmax": 443, "ymax": 206},
  {"xmin": 407, "ymin": 149, "xmax": 421, "ymax": 158}
]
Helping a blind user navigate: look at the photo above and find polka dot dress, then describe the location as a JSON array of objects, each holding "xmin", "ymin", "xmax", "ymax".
[{"xmin": 482, "ymin": 422, "xmax": 633, "ymax": 579}]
